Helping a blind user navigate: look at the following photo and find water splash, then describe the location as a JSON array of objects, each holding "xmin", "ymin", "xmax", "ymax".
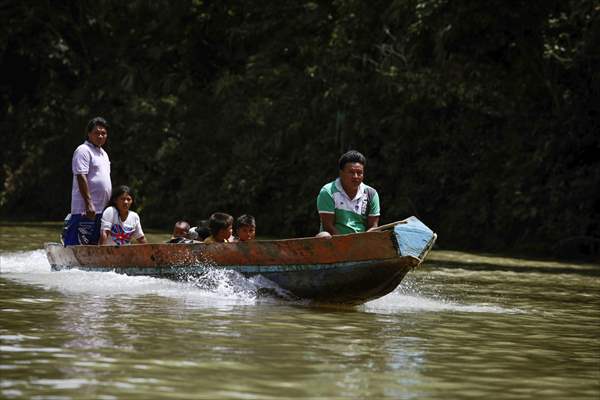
[
  {"xmin": 0, "ymin": 250, "xmax": 263, "ymax": 305},
  {"xmin": 363, "ymin": 273, "xmax": 523, "ymax": 314},
  {"xmin": 180, "ymin": 266, "xmax": 295, "ymax": 302},
  {"xmin": 364, "ymin": 292, "xmax": 514, "ymax": 313},
  {"xmin": 1, "ymin": 250, "xmax": 520, "ymax": 312}
]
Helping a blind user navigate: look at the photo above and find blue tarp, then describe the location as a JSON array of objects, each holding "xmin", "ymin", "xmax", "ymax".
[{"xmin": 393, "ymin": 217, "xmax": 436, "ymax": 260}]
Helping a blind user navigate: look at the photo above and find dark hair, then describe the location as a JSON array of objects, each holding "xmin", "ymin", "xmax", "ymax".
[
  {"xmin": 338, "ymin": 150, "xmax": 366, "ymax": 170},
  {"xmin": 173, "ymin": 220, "xmax": 190, "ymax": 232},
  {"xmin": 208, "ymin": 212, "xmax": 234, "ymax": 236},
  {"xmin": 108, "ymin": 185, "xmax": 134, "ymax": 209},
  {"xmin": 234, "ymin": 214, "xmax": 255, "ymax": 234},
  {"xmin": 194, "ymin": 220, "xmax": 211, "ymax": 240},
  {"xmin": 86, "ymin": 117, "xmax": 109, "ymax": 134}
]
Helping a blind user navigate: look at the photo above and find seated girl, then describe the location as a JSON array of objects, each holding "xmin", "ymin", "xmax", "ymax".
[{"xmin": 99, "ymin": 185, "xmax": 147, "ymax": 245}]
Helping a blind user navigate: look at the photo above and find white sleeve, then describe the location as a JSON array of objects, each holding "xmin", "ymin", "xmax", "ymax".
[
  {"xmin": 72, "ymin": 146, "xmax": 91, "ymax": 175},
  {"xmin": 132, "ymin": 212, "xmax": 145, "ymax": 239},
  {"xmin": 101, "ymin": 207, "xmax": 115, "ymax": 232}
]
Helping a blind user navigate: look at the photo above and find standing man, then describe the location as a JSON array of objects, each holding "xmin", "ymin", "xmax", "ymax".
[
  {"xmin": 63, "ymin": 117, "xmax": 112, "ymax": 245},
  {"xmin": 317, "ymin": 150, "xmax": 380, "ymax": 236}
]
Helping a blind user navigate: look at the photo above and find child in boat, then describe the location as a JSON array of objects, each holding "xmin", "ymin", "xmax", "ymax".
[
  {"xmin": 188, "ymin": 219, "xmax": 211, "ymax": 241},
  {"xmin": 167, "ymin": 221, "xmax": 195, "ymax": 244},
  {"xmin": 233, "ymin": 214, "xmax": 256, "ymax": 242},
  {"xmin": 203, "ymin": 212, "xmax": 234, "ymax": 244},
  {"xmin": 99, "ymin": 185, "xmax": 147, "ymax": 246}
]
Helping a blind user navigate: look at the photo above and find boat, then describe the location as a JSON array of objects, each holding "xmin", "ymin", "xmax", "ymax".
[{"xmin": 46, "ymin": 216, "xmax": 436, "ymax": 304}]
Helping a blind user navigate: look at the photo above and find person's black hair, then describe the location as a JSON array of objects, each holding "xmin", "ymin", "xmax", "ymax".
[
  {"xmin": 108, "ymin": 185, "xmax": 134, "ymax": 209},
  {"xmin": 208, "ymin": 212, "xmax": 234, "ymax": 236},
  {"xmin": 234, "ymin": 214, "xmax": 256, "ymax": 235},
  {"xmin": 338, "ymin": 150, "xmax": 366, "ymax": 170},
  {"xmin": 173, "ymin": 220, "xmax": 190, "ymax": 232},
  {"xmin": 86, "ymin": 117, "xmax": 109, "ymax": 134},
  {"xmin": 194, "ymin": 220, "xmax": 211, "ymax": 240}
]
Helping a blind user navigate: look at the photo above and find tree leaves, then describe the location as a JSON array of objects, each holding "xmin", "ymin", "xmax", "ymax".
[{"xmin": 1, "ymin": 0, "xmax": 597, "ymax": 258}]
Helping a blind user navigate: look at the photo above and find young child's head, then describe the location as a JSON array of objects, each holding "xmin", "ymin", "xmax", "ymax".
[
  {"xmin": 234, "ymin": 214, "xmax": 256, "ymax": 241},
  {"xmin": 208, "ymin": 212, "xmax": 234, "ymax": 242},
  {"xmin": 172, "ymin": 221, "xmax": 190, "ymax": 239}
]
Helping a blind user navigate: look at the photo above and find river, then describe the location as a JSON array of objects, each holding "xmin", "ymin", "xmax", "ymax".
[{"xmin": 1, "ymin": 224, "xmax": 599, "ymax": 399}]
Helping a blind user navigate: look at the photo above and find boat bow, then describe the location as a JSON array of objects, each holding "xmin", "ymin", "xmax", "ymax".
[{"xmin": 393, "ymin": 216, "xmax": 437, "ymax": 261}]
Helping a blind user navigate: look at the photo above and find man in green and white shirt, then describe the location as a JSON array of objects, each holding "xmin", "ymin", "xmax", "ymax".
[{"xmin": 317, "ymin": 150, "xmax": 380, "ymax": 235}]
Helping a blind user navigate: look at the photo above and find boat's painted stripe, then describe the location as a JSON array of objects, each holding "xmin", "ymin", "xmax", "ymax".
[{"xmin": 50, "ymin": 258, "xmax": 410, "ymax": 275}]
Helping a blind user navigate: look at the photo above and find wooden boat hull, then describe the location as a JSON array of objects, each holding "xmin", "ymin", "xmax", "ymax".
[{"xmin": 46, "ymin": 217, "xmax": 436, "ymax": 304}]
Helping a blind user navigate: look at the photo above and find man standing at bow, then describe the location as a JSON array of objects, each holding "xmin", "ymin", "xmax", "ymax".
[{"xmin": 63, "ymin": 117, "xmax": 112, "ymax": 245}]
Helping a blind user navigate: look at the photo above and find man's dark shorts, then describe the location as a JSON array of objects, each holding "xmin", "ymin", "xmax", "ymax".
[{"xmin": 63, "ymin": 214, "xmax": 102, "ymax": 246}]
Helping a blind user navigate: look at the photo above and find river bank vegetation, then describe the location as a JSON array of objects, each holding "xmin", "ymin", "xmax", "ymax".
[{"xmin": 2, "ymin": 1, "xmax": 598, "ymax": 259}]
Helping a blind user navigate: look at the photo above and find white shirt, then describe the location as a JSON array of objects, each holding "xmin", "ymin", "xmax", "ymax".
[
  {"xmin": 100, "ymin": 207, "xmax": 144, "ymax": 245},
  {"xmin": 71, "ymin": 141, "xmax": 111, "ymax": 214}
]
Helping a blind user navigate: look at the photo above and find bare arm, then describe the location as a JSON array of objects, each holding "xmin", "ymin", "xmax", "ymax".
[
  {"xmin": 136, "ymin": 236, "xmax": 147, "ymax": 244},
  {"xmin": 366, "ymin": 216, "xmax": 380, "ymax": 231},
  {"xmin": 76, "ymin": 174, "xmax": 96, "ymax": 219},
  {"xmin": 319, "ymin": 213, "xmax": 338, "ymax": 235},
  {"xmin": 99, "ymin": 229, "xmax": 110, "ymax": 245}
]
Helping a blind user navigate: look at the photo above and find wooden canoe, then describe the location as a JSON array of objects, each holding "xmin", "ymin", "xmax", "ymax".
[{"xmin": 46, "ymin": 216, "xmax": 436, "ymax": 304}]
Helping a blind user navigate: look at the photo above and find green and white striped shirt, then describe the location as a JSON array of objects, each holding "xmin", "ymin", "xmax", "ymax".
[{"xmin": 317, "ymin": 178, "xmax": 380, "ymax": 234}]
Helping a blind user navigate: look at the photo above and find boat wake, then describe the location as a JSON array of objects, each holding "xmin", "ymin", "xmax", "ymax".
[
  {"xmin": 364, "ymin": 291, "xmax": 514, "ymax": 314},
  {"xmin": 0, "ymin": 250, "xmax": 287, "ymax": 306},
  {"xmin": 2, "ymin": 250, "xmax": 518, "ymax": 313},
  {"xmin": 363, "ymin": 275, "xmax": 521, "ymax": 314}
]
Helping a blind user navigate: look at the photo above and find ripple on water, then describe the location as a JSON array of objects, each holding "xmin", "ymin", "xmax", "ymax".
[
  {"xmin": 363, "ymin": 280, "xmax": 523, "ymax": 315},
  {"xmin": 31, "ymin": 378, "xmax": 98, "ymax": 390},
  {"xmin": 0, "ymin": 345, "xmax": 63, "ymax": 353},
  {"xmin": 0, "ymin": 335, "xmax": 40, "ymax": 341}
]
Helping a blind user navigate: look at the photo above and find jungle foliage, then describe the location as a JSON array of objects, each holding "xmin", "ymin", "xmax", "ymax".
[{"xmin": 2, "ymin": 0, "xmax": 599, "ymax": 258}]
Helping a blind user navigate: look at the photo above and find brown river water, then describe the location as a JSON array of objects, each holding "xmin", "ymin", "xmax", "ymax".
[{"xmin": 1, "ymin": 224, "xmax": 599, "ymax": 399}]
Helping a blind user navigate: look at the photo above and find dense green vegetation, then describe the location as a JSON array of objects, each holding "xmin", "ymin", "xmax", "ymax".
[{"xmin": 2, "ymin": 1, "xmax": 598, "ymax": 258}]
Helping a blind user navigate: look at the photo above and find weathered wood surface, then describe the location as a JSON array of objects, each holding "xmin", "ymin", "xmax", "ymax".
[{"xmin": 47, "ymin": 231, "xmax": 401, "ymax": 268}]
